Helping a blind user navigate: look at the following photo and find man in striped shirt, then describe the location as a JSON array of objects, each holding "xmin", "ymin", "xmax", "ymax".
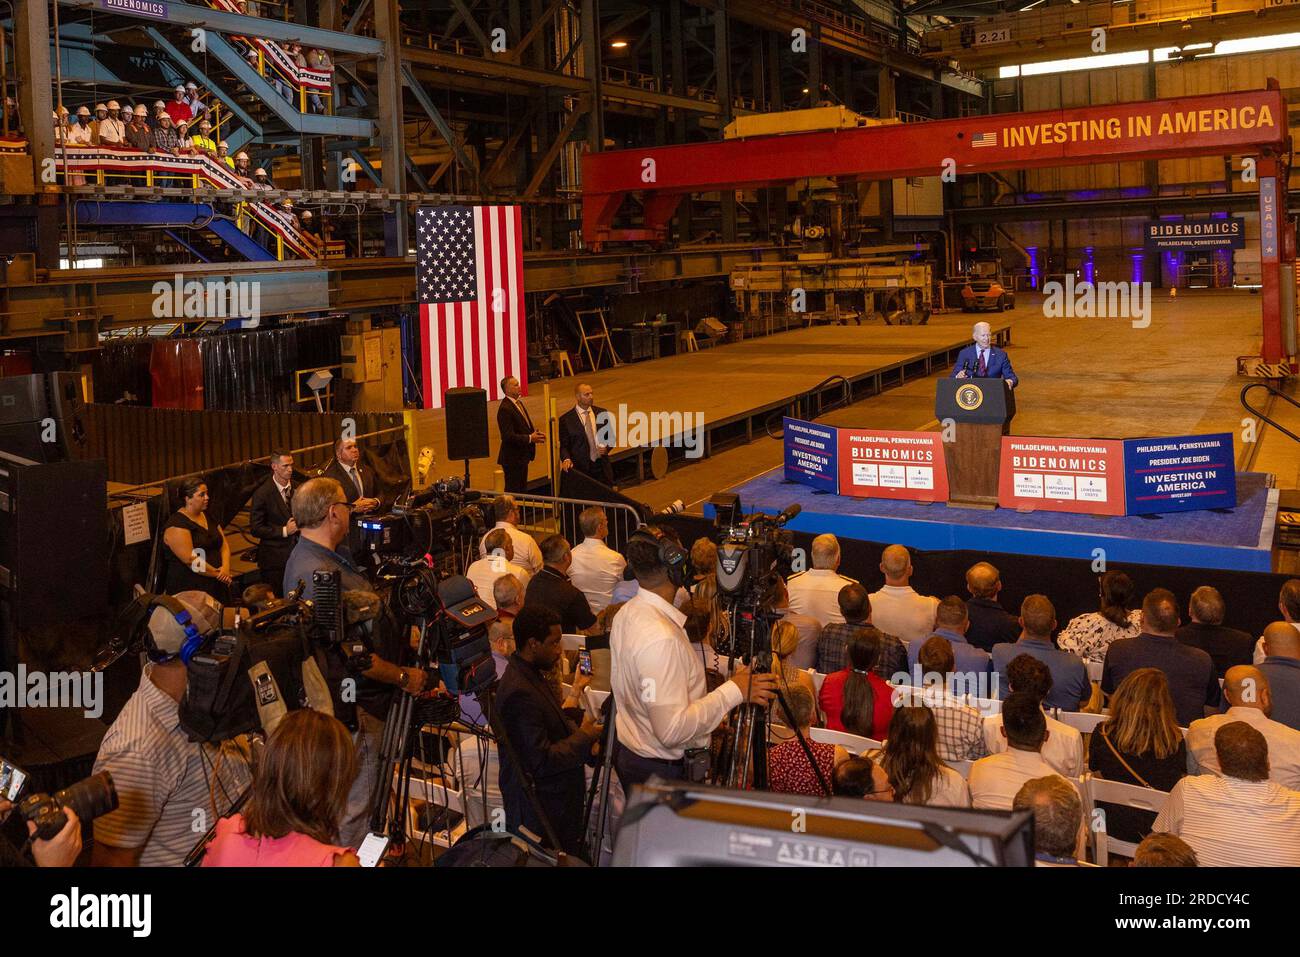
[
  {"xmin": 1154, "ymin": 721, "xmax": 1300, "ymax": 866},
  {"xmin": 92, "ymin": 592, "xmax": 251, "ymax": 866}
]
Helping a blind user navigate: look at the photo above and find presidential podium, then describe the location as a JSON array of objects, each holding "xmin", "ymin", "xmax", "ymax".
[{"xmin": 936, "ymin": 378, "xmax": 1016, "ymax": 508}]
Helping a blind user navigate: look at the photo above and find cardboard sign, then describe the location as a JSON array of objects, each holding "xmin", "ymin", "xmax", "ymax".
[
  {"xmin": 1124, "ymin": 433, "xmax": 1236, "ymax": 514},
  {"xmin": 837, "ymin": 429, "xmax": 949, "ymax": 502},
  {"xmin": 783, "ymin": 417, "xmax": 839, "ymax": 493},
  {"xmin": 998, "ymin": 437, "xmax": 1125, "ymax": 515}
]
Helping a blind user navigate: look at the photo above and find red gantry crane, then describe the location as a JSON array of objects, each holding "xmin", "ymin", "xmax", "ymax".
[{"xmin": 582, "ymin": 81, "xmax": 1294, "ymax": 367}]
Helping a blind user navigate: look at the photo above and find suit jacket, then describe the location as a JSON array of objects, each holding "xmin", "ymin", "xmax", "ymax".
[
  {"xmin": 496, "ymin": 396, "xmax": 537, "ymax": 469},
  {"xmin": 322, "ymin": 457, "xmax": 375, "ymax": 505},
  {"xmin": 950, "ymin": 344, "xmax": 1017, "ymax": 385},
  {"xmin": 494, "ymin": 654, "xmax": 596, "ymax": 853},
  {"xmin": 249, "ymin": 475, "xmax": 298, "ymax": 569},
  {"xmin": 558, "ymin": 405, "xmax": 613, "ymax": 482}
]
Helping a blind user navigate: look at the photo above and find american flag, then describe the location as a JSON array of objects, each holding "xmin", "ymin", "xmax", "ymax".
[
  {"xmin": 971, "ymin": 131, "xmax": 998, "ymax": 148},
  {"xmin": 417, "ymin": 205, "xmax": 526, "ymax": 408}
]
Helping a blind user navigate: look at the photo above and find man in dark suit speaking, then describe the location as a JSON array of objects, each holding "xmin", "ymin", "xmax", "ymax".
[
  {"xmin": 951, "ymin": 321, "xmax": 1017, "ymax": 388},
  {"xmin": 558, "ymin": 382, "xmax": 614, "ymax": 487},
  {"xmin": 497, "ymin": 375, "xmax": 545, "ymax": 492},
  {"xmin": 249, "ymin": 449, "xmax": 299, "ymax": 594}
]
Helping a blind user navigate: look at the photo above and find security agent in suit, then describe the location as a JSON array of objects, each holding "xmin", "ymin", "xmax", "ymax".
[
  {"xmin": 559, "ymin": 381, "xmax": 614, "ymax": 487},
  {"xmin": 322, "ymin": 437, "xmax": 381, "ymax": 511},
  {"xmin": 494, "ymin": 604, "xmax": 600, "ymax": 856},
  {"xmin": 496, "ymin": 375, "xmax": 545, "ymax": 492},
  {"xmin": 249, "ymin": 449, "xmax": 299, "ymax": 594},
  {"xmin": 951, "ymin": 320, "xmax": 1017, "ymax": 388}
]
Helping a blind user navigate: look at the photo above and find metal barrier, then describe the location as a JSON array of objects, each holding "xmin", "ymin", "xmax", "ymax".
[{"xmin": 467, "ymin": 488, "xmax": 645, "ymax": 571}]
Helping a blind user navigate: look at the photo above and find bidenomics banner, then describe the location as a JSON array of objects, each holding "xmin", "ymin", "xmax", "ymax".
[
  {"xmin": 998, "ymin": 437, "xmax": 1127, "ymax": 516},
  {"xmin": 783, "ymin": 417, "xmax": 839, "ymax": 493},
  {"xmin": 837, "ymin": 428, "xmax": 950, "ymax": 503},
  {"xmin": 1123, "ymin": 433, "xmax": 1237, "ymax": 515}
]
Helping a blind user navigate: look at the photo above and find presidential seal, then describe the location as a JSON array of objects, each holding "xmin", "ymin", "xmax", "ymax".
[{"xmin": 956, "ymin": 383, "xmax": 984, "ymax": 411}]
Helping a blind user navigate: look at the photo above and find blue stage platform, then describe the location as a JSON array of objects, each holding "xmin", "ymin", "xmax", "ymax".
[{"xmin": 719, "ymin": 470, "xmax": 1279, "ymax": 572}]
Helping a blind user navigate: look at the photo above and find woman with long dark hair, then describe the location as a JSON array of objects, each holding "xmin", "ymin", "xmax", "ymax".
[
  {"xmin": 1057, "ymin": 570, "xmax": 1141, "ymax": 664},
  {"xmin": 161, "ymin": 475, "xmax": 233, "ymax": 601},
  {"xmin": 818, "ymin": 626, "xmax": 894, "ymax": 739},
  {"xmin": 876, "ymin": 706, "xmax": 969, "ymax": 807}
]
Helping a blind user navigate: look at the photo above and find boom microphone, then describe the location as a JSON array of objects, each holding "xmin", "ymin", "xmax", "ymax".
[{"xmin": 775, "ymin": 503, "xmax": 801, "ymax": 525}]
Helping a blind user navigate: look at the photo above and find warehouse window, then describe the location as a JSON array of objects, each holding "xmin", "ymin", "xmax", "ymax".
[{"xmin": 1000, "ymin": 30, "xmax": 1300, "ymax": 78}]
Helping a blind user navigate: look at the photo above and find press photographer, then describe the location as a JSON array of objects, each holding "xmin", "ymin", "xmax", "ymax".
[
  {"xmin": 282, "ymin": 477, "xmax": 429, "ymax": 846},
  {"xmin": 93, "ymin": 592, "xmax": 252, "ymax": 866}
]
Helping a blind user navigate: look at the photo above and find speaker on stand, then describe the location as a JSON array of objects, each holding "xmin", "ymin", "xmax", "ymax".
[{"xmin": 443, "ymin": 387, "xmax": 490, "ymax": 486}]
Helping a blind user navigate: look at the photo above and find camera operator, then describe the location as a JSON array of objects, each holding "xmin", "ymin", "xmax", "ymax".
[
  {"xmin": 282, "ymin": 477, "xmax": 428, "ymax": 846},
  {"xmin": 92, "ymin": 592, "xmax": 253, "ymax": 866},
  {"xmin": 610, "ymin": 536, "xmax": 779, "ymax": 790},
  {"xmin": 0, "ymin": 801, "xmax": 81, "ymax": 867}
]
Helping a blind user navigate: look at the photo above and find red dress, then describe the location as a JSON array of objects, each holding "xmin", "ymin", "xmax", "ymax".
[
  {"xmin": 768, "ymin": 739, "xmax": 838, "ymax": 798},
  {"xmin": 818, "ymin": 670, "xmax": 894, "ymax": 740}
]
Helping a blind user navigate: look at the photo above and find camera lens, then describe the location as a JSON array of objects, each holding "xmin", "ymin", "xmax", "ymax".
[{"xmin": 54, "ymin": 771, "xmax": 118, "ymax": 824}]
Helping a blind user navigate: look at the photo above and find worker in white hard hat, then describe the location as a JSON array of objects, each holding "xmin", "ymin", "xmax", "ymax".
[
  {"xmin": 152, "ymin": 110, "xmax": 183, "ymax": 158},
  {"xmin": 189, "ymin": 118, "xmax": 217, "ymax": 157},
  {"xmin": 165, "ymin": 86, "xmax": 190, "ymax": 127},
  {"xmin": 67, "ymin": 106, "xmax": 93, "ymax": 146},
  {"xmin": 252, "ymin": 167, "xmax": 271, "ymax": 190},
  {"xmin": 91, "ymin": 103, "xmax": 109, "ymax": 145},
  {"xmin": 100, "ymin": 101, "xmax": 127, "ymax": 148},
  {"xmin": 126, "ymin": 104, "xmax": 153, "ymax": 153}
]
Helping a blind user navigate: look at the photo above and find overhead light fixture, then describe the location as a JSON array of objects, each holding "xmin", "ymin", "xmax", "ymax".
[
  {"xmin": 610, "ymin": 40, "xmax": 628, "ymax": 49},
  {"xmin": 802, "ymin": 87, "xmax": 810, "ymax": 93}
]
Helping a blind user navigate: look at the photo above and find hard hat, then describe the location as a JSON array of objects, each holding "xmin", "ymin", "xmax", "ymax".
[
  {"xmin": 235, "ymin": 151, "xmax": 249, "ymax": 161},
  {"xmin": 154, "ymin": 100, "xmax": 165, "ymax": 109},
  {"xmin": 186, "ymin": 81, "xmax": 198, "ymax": 90},
  {"xmin": 107, "ymin": 100, "xmax": 121, "ymax": 110},
  {"xmin": 134, "ymin": 104, "xmax": 148, "ymax": 116},
  {"xmin": 282, "ymin": 198, "xmax": 294, "ymax": 207},
  {"xmin": 76, "ymin": 105, "xmax": 91, "ymax": 117},
  {"xmin": 175, "ymin": 85, "xmax": 186, "ymax": 93},
  {"xmin": 94, "ymin": 103, "xmax": 107, "ymax": 113},
  {"xmin": 301, "ymin": 210, "xmax": 312, "ymax": 218},
  {"xmin": 219, "ymin": 140, "xmax": 229, "ymax": 149},
  {"xmin": 254, "ymin": 167, "xmax": 267, "ymax": 176},
  {"xmin": 159, "ymin": 111, "xmax": 172, "ymax": 122},
  {"xmin": 56, "ymin": 104, "xmax": 69, "ymax": 115},
  {"xmin": 199, "ymin": 120, "xmax": 211, "ymax": 130}
]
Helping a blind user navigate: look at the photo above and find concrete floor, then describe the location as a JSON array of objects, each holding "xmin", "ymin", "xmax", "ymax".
[{"xmin": 626, "ymin": 289, "xmax": 1300, "ymax": 512}]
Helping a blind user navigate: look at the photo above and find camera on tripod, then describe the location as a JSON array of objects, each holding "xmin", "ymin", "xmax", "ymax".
[
  {"xmin": 710, "ymin": 494, "xmax": 801, "ymax": 660},
  {"xmin": 353, "ymin": 476, "xmax": 486, "ymax": 566}
]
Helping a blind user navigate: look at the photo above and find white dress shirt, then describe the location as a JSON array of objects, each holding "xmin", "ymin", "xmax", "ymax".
[
  {"xmin": 1154, "ymin": 774, "xmax": 1300, "ymax": 866},
  {"xmin": 1186, "ymin": 706, "xmax": 1300, "ymax": 789},
  {"xmin": 968, "ymin": 748, "xmax": 1075, "ymax": 810},
  {"xmin": 611, "ymin": 587, "xmax": 743, "ymax": 760},
  {"xmin": 464, "ymin": 555, "xmax": 532, "ymax": 609},
  {"xmin": 983, "ymin": 710, "xmax": 1085, "ymax": 778},
  {"xmin": 567, "ymin": 537, "xmax": 626, "ymax": 614},
  {"xmin": 869, "ymin": 584, "xmax": 941, "ymax": 644},
  {"xmin": 786, "ymin": 569, "xmax": 858, "ymax": 627},
  {"xmin": 275, "ymin": 480, "xmax": 293, "ymax": 537},
  {"xmin": 479, "ymin": 521, "xmax": 543, "ymax": 576}
]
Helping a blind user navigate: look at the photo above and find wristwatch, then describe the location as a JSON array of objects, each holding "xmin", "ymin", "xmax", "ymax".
[{"xmin": 398, "ymin": 668, "xmax": 409, "ymax": 688}]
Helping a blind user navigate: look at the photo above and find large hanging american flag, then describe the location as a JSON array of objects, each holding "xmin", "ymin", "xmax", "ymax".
[{"xmin": 417, "ymin": 205, "xmax": 527, "ymax": 408}]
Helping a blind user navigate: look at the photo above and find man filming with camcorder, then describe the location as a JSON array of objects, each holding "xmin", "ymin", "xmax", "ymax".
[
  {"xmin": 610, "ymin": 531, "xmax": 779, "ymax": 791},
  {"xmin": 282, "ymin": 477, "xmax": 430, "ymax": 847}
]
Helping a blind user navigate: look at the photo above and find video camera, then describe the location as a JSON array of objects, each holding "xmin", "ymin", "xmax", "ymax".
[
  {"xmin": 710, "ymin": 494, "xmax": 801, "ymax": 660},
  {"xmin": 352, "ymin": 476, "xmax": 486, "ymax": 567}
]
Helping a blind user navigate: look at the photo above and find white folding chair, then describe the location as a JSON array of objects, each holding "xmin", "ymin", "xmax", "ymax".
[
  {"xmin": 964, "ymin": 694, "xmax": 1002, "ymax": 717},
  {"xmin": 1054, "ymin": 711, "xmax": 1107, "ymax": 734},
  {"xmin": 1087, "ymin": 775, "xmax": 1169, "ymax": 865},
  {"xmin": 810, "ymin": 670, "xmax": 826, "ymax": 695},
  {"xmin": 1087, "ymin": 660, "xmax": 1104, "ymax": 683},
  {"xmin": 584, "ymin": 688, "xmax": 610, "ymax": 714},
  {"xmin": 808, "ymin": 727, "xmax": 882, "ymax": 752}
]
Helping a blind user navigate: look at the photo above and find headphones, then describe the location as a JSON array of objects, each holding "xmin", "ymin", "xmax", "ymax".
[
  {"xmin": 629, "ymin": 525, "xmax": 691, "ymax": 589},
  {"xmin": 143, "ymin": 593, "xmax": 208, "ymax": 665}
]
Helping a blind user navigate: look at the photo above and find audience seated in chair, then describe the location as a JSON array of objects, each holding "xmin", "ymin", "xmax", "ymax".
[
  {"xmin": 874, "ymin": 706, "xmax": 970, "ymax": 808},
  {"xmin": 991, "ymin": 594, "xmax": 1090, "ymax": 711},
  {"xmin": 1185, "ymin": 665, "xmax": 1300, "ymax": 789},
  {"xmin": 1014, "ymin": 775, "xmax": 1085, "ymax": 867},
  {"xmin": 984, "ymin": 654, "xmax": 1084, "ymax": 778},
  {"xmin": 969, "ymin": 692, "xmax": 1077, "ymax": 811}
]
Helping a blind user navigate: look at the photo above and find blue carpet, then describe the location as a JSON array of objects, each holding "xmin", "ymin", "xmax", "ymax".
[{"xmin": 720, "ymin": 470, "xmax": 1277, "ymax": 572}]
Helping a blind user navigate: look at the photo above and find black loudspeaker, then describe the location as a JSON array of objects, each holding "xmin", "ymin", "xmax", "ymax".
[
  {"xmin": 0, "ymin": 374, "xmax": 47, "ymax": 425},
  {"xmin": 444, "ymin": 387, "xmax": 490, "ymax": 460},
  {"xmin": 0, "ymin": 452, "xmax": 108, "ymax": 630},
  {"xmin": 48, "ymin": 372, "xmax": 88, "ymax": 460}
]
